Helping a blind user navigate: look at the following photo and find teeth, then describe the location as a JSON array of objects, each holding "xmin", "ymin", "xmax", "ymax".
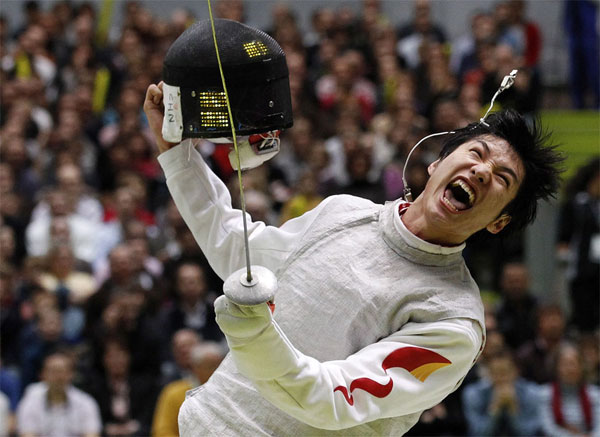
[
  {"xmin": 442, "ymin": 195, "xmax": 459, "ymax": 212},
  {"xmin": 451, "ymin": 180, "xmax": 475, "ymax": 206}
]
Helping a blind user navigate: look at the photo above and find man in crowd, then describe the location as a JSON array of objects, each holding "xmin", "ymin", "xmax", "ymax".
[
  {"xmin": 16, "ymin": 352, "xmax": 102, "ymax": 437},
  {"xmin": 462, "ymin": 350, "xmax": 542, "ymax": 436}
]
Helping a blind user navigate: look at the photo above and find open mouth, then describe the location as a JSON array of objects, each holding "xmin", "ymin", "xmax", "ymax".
[{"xmin": 442, "ymin": 179, "xmax": 475, "ymax": 212}]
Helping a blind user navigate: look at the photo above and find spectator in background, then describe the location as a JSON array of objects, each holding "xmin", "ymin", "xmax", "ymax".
[
  {"xmin": 18, "ymin": 296, "xmax": 71, "ymax": 388},
  {"xmin": 159, "ymin": 263, "xmax": 222, "ymax": 344},
  {"xmin": 38, "ymin": 243, "xmax": 97, "ymax": 306},
  {"xmin": 396, "ymin": 0, "xmax": 446, "ymax": 71},
  {"xmin": 87, "ymin": 285, "xmax": 163, "ymax": 380},
  {"xmin": 539, "ymin": 343, "xmax": 600, "ymax": 436},
  {"xmin": 271, "ymin": 116, "xmax": 314, "ymax": 188},
  {"xmin": 496, "ymin": 261, "xmax": 539, "ymax": 349},
  {"xmin": 25, "ymin": 189, "xmax": 100, "ymax": 264},
  {"xmin": 481, "ymin": 42, "xmax": 541, "ymax": 117},
  {"xmin": 244, "ymin": 189, "xmax": 279, "ymax": 226},
  {"xmin": 215, "ymin": 0, "xmax": 245, "ymax": 23},
  {"xmin": 17, "ymin": 351, "xmax": 101, "ymax": 437},
  {"xmin": 337, "ymin": 144, "xmax": 386, "ymax": 203},
  {"xmin": 86, "ymin": 338, "xmax": 158, "ymax": 437},
  {"xmin": 506, "ymin": 0, "xmax": 542, "ymax": 68},
  {"xmin": 50, "ymin": 107, "xmax": 98, "ymax": 184},
  {"xmin": 462, "ymin": 350, "xmax": 542, "ymax": 436},
  {"xmin": 161, "ymin": 224, "xmax": 223, "ymax": 294},
  {"xmin": 32, "ymin": 162, "xmax": 103, "ymax": 224},
  {"xmin": 517, "ymin": 304, "xmax": 567, "ymax": 384},
  {"xmin": 160, "ymin": 329, "xmax": 202, "ymax": 386},
  {"xmin": 152, "ymin": 341, "xmax": 225, "ymax": 437},
  {"xmin": 124, "ymin": 220, "xmax": 164, "ymax": 297},
  {"xmin": 0, "ymin": 164, "xmax": 28, "ymax": 266},
  {"xmin": 557, "ymin": 157, "xmax": 600, "ymax": 333},
  {"xmin": 450, "ymin": 10, "xmax": 497, "ymax": 79},
  {"xmin": 315, "ymin": 50, "xmax": 377, "ymax": 127},
  {"xmin": 280, "ymin": 169, "xmax": 323, "ymax": 224},
  {"xmin": 0, "ymin": 135, "xmax": 41, "ymax": 210},
  {"xmin": 493, "ymin": 0, "xmax": 525, "ymax": 56}
]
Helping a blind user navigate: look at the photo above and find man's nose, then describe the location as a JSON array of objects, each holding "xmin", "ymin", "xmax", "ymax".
[{"xmin": 472, "ymin": 163, "xmax": 492, "ymax": 184}]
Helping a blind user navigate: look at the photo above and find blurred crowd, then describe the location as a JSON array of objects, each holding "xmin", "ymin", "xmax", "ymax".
[{"xmin": 0, "ymin": 0, "xmax": 598, "ymax": 436}]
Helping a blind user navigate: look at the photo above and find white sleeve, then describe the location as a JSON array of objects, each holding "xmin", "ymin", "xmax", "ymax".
[
  {"xmin": 16, "ymin": 392, "xmax": 43, "ymax": 434},
  {"xmin": 81, "ymin": 395, "xmax": 102, "ymax": 434},
  {"xmin": 158, "ymin": 141, "xmax": 331, "ymax": 279},
  {"xmin": 215, "ymin": 298, "xmax": 483, "ymax": 430}
]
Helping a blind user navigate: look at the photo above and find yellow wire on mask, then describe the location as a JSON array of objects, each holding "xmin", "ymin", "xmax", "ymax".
[{"xmin": 207, "ymin": 0, "xmax": 253, "ymax": 282}]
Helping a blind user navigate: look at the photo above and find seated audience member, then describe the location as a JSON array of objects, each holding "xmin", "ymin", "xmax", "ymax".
[
  {"xmin": 496, "ymin": 261, "xmax": 538, "ymax": 349},
  {"xmin": 557, "ymin": 158, "xmax": 600, "ymax": 333},
  {"xmin": 396, "ymin": 0, "xmax": 447, "ymax": 70},
  {"xmin": 16, "ymin": 352, "xmax": 101, "ymax": 437},
  {"xmin": 88, "ymin": 285, "xmax": 163, "ymax": 379},
  {"xmin": 86, "ymin": 244, "xmax": 150, "ymax": 336},
  {"xmin": 25, "ymin": 189, "xmax": 100, "ymax": 264},
  {"xmin": 39, "ymin": 243, "xmax": 98, "ymax": 306},
  {"xmin": 462, "ymin": 350, "xmax": 542, "ymax": 436},
  {"xmin": 151, "ymin": 342, "xmax": 225, "ymax": 437},
  {"xmin": 539, "ymin": 343, "xmax": 600, "ymax": 436},
  {"xmin": 19, "ymin": 302, "xmax": 71, "ymax": 388},
  {"xmin": 30, "ymin": 163, "xmax": 103, "ymax": 224},
  {"xmin": 159, "ymin": 262, "xmax": 222, "ymax": 343},
  {"xmin": 160, "ymin": 329, "xmax": 201, "ymax": 386},
  {"xmin": 517, "ymin": 304, "xmax": 567, "ymax": 384},
  {"xmin": 161, "ymin": 225, "xmax": 223, "ymax": 295},
  {"xmin": 280, "ymin": 170, "xmax": 323, "ymax": 224},
  {"xmin": 87, "ymin": 338, "xmax": 159, "ymax": 437}
]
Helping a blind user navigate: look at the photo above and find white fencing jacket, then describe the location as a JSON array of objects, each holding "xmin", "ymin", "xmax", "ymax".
[{"xmin": 158, "ymin": 140, "xmax": 485, "ymax": 436}]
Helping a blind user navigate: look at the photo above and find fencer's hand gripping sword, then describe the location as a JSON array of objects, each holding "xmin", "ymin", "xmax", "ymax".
[
  {"xmin": 402, "ymin": 69, "xmax": 519, "ymax": 202},
  {"xmin": 207, "ymin": 0, "xmax": 277, "ymax": 306}
]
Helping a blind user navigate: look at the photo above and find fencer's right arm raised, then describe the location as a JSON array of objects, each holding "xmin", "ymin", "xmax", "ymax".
[{"xmin": 145, "ymin": 83, "xmax": 326, "ymax": 280}]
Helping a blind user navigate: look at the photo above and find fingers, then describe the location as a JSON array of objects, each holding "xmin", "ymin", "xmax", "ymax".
[{"xmin": 145, "ymin": 83, "xmax": 163, "ymax": 107}]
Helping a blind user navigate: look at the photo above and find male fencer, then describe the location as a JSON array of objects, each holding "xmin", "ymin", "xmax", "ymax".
[{"xmin": 144, "ymin": 18, "xmax": 563, "ymax": 436}]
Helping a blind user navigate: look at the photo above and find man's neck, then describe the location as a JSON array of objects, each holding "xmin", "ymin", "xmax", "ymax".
[
  {"xmin": 401, "ymin": 201, "xmax": 465, "ymax": 247},
  {"xmin": 47, "ymin": 387, "xmax": 68, "ymax": 406}
]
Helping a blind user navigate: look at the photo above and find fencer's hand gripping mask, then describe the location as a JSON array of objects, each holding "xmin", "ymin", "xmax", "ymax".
[{"xmin": 162, "ymin": 19, "xmax": 293, "ymax": 169}]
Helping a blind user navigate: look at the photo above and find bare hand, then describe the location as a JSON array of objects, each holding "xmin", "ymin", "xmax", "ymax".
[{"xmin": 144, "ymin": 82, "xmax": 178, "ymax": 154}]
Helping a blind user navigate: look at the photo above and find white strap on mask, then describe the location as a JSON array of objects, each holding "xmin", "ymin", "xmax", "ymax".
[
  {"xmin": 227, "ymin": 132, "xmax": 281, "ymax": 171},
  {"xmin": 162, "ymin": 83, "xmax": 184, "ymax": 143}
]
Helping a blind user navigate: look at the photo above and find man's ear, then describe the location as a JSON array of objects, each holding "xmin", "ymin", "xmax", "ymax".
[
  {"xmin": 486, "ymin": 214, "xmax": 511, "ymax": 234},
  {"xmin": 427, "ymin": 159, "xmax": 440, "ymax": 176}
]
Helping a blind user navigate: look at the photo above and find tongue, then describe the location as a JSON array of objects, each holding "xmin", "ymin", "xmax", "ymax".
[{"xmin": 444, "ymin": 188, "xmax": 468, "ymax": 211}]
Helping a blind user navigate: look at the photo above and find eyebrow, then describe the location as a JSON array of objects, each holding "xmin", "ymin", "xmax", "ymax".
[{"xmin": 476, "ymin": 140, "xmax": 519, "ymax": 185}]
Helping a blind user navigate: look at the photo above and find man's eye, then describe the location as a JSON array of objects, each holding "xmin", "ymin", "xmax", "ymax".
[
  {"xmin": 470, "ymin": 149, "xmax": 482, "ymax": 158},
  {"xmin": 499, "ymin": 175, "xmax": 509, "ymax": 187}
]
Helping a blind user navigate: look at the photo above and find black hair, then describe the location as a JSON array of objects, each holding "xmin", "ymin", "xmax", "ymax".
[{"xmin": 438, "ymin": 109, "xmax": 564, "ymax": 231}]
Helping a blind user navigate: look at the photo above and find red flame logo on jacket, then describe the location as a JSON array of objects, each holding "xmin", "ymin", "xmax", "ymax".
[{"xmin": 334, "ymin": 346, "xmax": 451, "ymax": 406}]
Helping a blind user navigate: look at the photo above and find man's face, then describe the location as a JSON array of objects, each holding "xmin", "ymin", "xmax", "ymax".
[
  {"xmin": 42, "ymin": 355, "xmax": 73, "ymax": 390},
  {"xmin": 419, "ymin": 135, "xmax": 524, "ymax": 244}
]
